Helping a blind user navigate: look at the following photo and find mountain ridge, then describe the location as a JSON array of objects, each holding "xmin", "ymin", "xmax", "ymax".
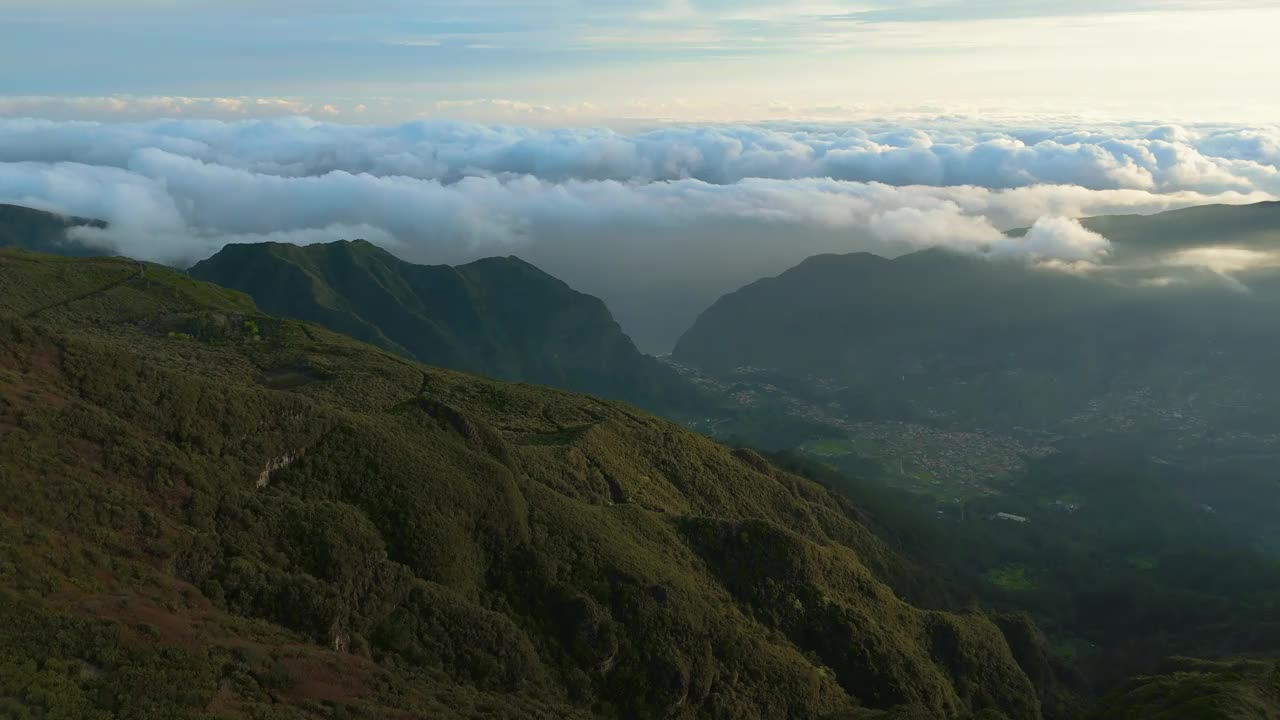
[
  {"xmin": 672, "ymin": 220, "xmax": 1280, "ymax": 433},
  {"xmin": 188, "ymin": 238, "xmax": 696, "ymax": 412}
]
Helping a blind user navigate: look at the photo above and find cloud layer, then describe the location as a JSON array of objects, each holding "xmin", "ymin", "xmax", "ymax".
[
  {"xmin": 4, "ymin": 117, "xmax": 1278, "ymax": 192},
  {"xmin": 1, "ymin": 117, "xmax": 1276, "ymax": 350}
]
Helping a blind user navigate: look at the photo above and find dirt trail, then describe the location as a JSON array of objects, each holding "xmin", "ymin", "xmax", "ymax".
[{"xmin": 24, "ymin": 266, "xmax": 141, "ymax": 319}]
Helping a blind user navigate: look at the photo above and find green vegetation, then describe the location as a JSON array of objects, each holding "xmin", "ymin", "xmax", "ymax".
[
  {"xmin": 9, "ymin": 198, "xmax": 1280, "ymax": 719},
  {"xmin": 188, "ymin": 239, "xmax": 697, "ymax": 413},
  {"xmin": 986, "ymin": 567, "xmax": 1035, "ymax": 593},
  {"xmin": 0, "ymin": 249, "xmax": 1053, "ymax": 719},
  {"xmin": 668, "ymin": 205, "xmax": 1280, "ymax": 716},
  {"xmin": 762, "ymin": 446, "xmax": 1280, "ymax": 710},
  {"xmin": 1126, "ymin": 557, "xmax": 1158, "ymax": 572},
  {"xmin": 1093, "ymin": 658, "xmax": 1280, "ymax": 719}
]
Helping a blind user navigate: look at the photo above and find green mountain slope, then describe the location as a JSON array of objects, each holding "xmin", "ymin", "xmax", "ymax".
[
  {"xmin": 0, "ymin": 203, "xmax": 107, "ymax": 256},
  {"xmin": 1092, "ymin": 658, "xmax": 1280, "ymax": 720},
  {"xmin": 672, "ymin": 233, "xmax": 1280, "ymax": 435},
  {"xmin": 670, "ymin": 202, "xmax": 1280, "ymax": 575},
  {"xmin": 188, "ymin": 240, "xmax": 693, "ymax": 412},
  {"xmin": 0, "ymin": 248, "xmax": 1055, "ymax": 719}
]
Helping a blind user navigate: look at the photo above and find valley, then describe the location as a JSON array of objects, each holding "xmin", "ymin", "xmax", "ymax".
[{"xmin": 5, "ymin": 200, "xmax": 1280, "ymax": 718}]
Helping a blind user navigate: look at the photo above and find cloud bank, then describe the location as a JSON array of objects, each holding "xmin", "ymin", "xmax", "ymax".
[
  {"xmin": 1, "ymin": 117, "xmax": 1277, "ymax": 351},
  {"xmin": 4, "ymin": 117, "xmax": 1278, "ymax": 192}
]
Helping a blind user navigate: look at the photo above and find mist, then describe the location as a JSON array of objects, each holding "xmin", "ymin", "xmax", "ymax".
[{"xmin": 2, "ymin": 117, "xmax": 1277, "ymax": 351}]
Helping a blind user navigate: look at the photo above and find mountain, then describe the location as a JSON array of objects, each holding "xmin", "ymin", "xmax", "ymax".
[
  {"xmin": 189, "ymin": 239, "xmax": 694, "ymax": 412},
  {"xmin": 1023, "ymin": 201, "xmax": 1280, "ymax": 264},
  {"xmin": 0, "ymin": 203, "xmax": 107, "ymax": 256},
  {"xmin": 670, "ymin": 203, "xmax": 1280, "ymax": 567},
  {"xmin": 0, "ymin": 248, "xmax": 1061, "ymax": 719},
  {"xmin": 672, "ymin": 210, "xmax": 1280, "ymax": 435}
]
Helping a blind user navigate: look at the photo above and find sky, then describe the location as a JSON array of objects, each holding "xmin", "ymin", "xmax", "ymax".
[
  {"xmin": 1, "ymin": 1, "xmax": 1279, "ymax": 351},
  {"xmin": 1, "ymin": 0, "xmax": 1279, "ymax": 124}
]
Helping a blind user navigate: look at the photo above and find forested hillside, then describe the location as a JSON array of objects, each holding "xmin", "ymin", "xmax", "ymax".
[{"xmin": 0, "ymin": 249, "xmax": 1054, "ymax": 719}]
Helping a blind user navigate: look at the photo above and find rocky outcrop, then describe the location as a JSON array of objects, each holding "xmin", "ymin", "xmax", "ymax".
[{"xmin": 257, "ymin": 452, "xmax": 301, "ymax": 489}]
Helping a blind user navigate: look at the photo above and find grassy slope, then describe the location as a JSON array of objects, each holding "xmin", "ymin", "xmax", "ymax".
[{"xmin": 0, "ymin": 249, "xmax": 1044, "ymax": 719}]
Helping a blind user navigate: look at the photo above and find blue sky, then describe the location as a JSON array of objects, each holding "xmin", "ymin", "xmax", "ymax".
[{"xmin": 1, "ymin": 0, "xmax": 1278, "ymax": 123}]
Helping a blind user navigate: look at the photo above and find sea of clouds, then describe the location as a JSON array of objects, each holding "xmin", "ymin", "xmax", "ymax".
[{"xmin": 1, "ymin": 117, "xmax": 1276, "ymax": 350}]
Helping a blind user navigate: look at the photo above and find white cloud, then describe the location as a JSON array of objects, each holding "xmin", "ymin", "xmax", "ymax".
[
  {"xmin": 1158, "ymin": 246, "xmax": 1280, "ymax": 293},
  {"xmin": 2, "ymin": 116, "xmax": 1277, "ymax": 194},
  {"xmin": 1, "ymin": 116, "xmax": 1276, "ymax": 350},
  {"xmin": 993, "ymin": 216, "xmax": 1111, "ymax": 262},
  {"xmin": 868, "ymin": 211, "xmax": 1112, "ymax": 265},
  {"xmin": 867, "ymin": 205, "xmax": 1003, "ymax": 250},
  {"xmin": 1032, "ymin": 258, "xmax": 1103, "ymax": 275},
  {"xmin": 1166, "ymin": 247, "xmax": 1280, "ymax": 274}
]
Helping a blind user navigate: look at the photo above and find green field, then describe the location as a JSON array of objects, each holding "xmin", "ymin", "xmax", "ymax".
[
  {"xmin": 1127, "ymin": 556, "xmax": 1159, "ymax": 572},
  {"xmin": 987, "ymin": 564, "xmax": 1036, "ymax": 592}
]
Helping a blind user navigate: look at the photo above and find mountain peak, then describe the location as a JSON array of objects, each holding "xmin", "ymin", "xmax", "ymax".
[
  {"xmin": 334, "ymin": 237, "xmax": 391, "ymax": 254},
  {"xmin": 792, "ymin": 251, "xmax": 892, "ymax": 271},
  {"xmin": 459, "ymin": 254, "xmax": 542, "ymax": 271}
]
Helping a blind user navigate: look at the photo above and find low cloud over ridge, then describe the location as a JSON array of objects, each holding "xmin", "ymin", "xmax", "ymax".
[{"xmin": 1, "ymin": 117, "xmax": 1276, "ymax": 350}]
